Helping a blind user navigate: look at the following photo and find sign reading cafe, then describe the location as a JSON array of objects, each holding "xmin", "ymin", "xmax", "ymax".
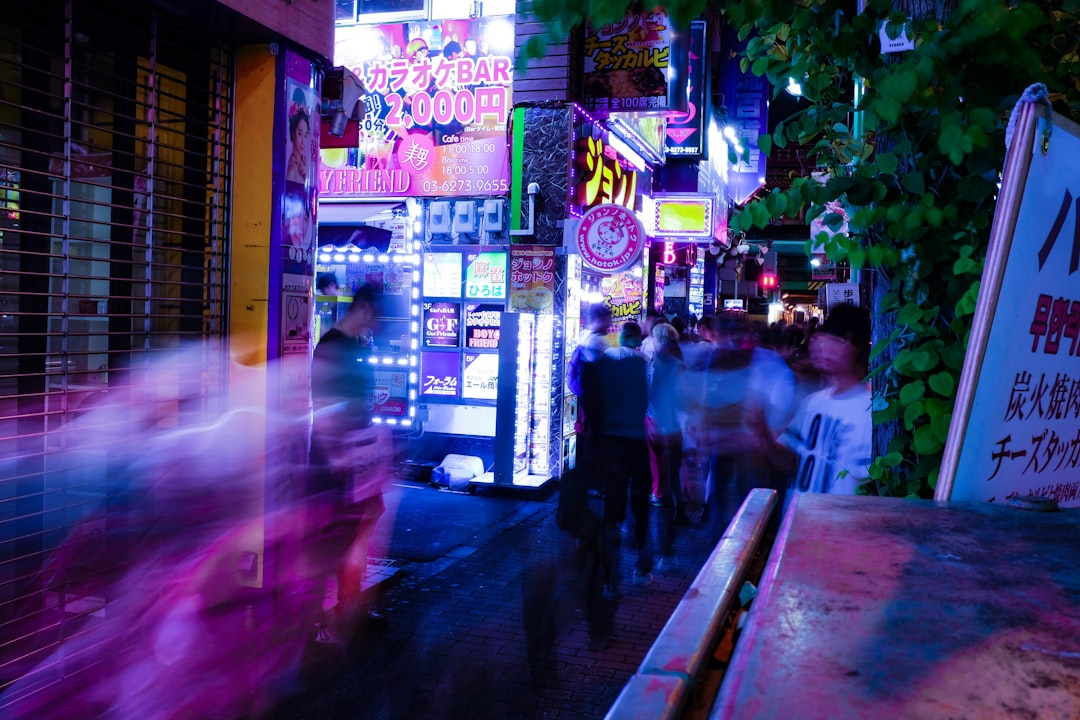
[{"xmin": 323, "ymin": 17, "xmax": 513, "ymax": 198}]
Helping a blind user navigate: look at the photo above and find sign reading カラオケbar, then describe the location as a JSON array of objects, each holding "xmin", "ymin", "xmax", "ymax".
[
  {"xmin": 938, "ymin": 99, "xmax": 1080, "ymax": 508},
  {"xmin": 323, "ymin": 17, "xmax": 512, "ymax": 197}
]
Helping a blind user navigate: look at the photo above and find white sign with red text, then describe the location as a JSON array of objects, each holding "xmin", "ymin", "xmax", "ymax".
[{"xmin": 574, "ymin": 204, "xmax": 646, "ymax": 274}]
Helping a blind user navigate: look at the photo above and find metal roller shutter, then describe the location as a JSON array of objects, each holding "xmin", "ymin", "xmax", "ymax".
[{"xmin": 0, "ymin": 0, "xmax": 233, "ymax": 702}]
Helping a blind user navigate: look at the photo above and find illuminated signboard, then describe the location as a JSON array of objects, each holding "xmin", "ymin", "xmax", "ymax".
[
  {"xmin": 422, "ymin": 252, "xmax": 462, "ymax": 298},
  {"xmin": 643, "ymin": 193, "xmax": 715, "ymax": 239},
  {"xmin": 574, "ymin": 134, "xmax": 638, "ymax": 211},
  {"xmin": 464, "ymin": 303, "xmax": 501, "ymax": 349},
  {"xmin": 423, "ymin": 301, "xmax": 461, "ymax": 348},
  {"xmin": 372, "ymin": 368, "xmax": 409, "ymax": 417},
  {"xmin": 465, "ymin": 250, "xmax": 507, "ymax": 300},
  {"xmin": 324, "ymin": 17, "xmax": 513, "ymax": 198},
  {"xmin": 583, "ymin": 8, "xmax": 674, "ymax": 114},
  {"xmin": 461, "ymin": 352, "xmax": 499, "ymax": 400},
  {"xmin": 421, "ymin": 351, "xmax": 460, "ymax": 398},
  {"xmin": 665, "ymin": 20, "xmax": 707, "ymax": 157}
]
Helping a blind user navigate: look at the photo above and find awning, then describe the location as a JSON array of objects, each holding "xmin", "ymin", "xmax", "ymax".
[{"xmin": 318, "ymin": 201, "xmax": 404, "ymax": 225}]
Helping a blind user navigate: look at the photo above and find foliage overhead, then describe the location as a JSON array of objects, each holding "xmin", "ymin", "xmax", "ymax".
[{"xmin": 525, "ymin": 0, "xmax": 1080, "ymax": 497}]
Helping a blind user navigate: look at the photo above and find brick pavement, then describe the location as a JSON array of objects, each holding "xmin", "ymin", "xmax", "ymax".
[{"xmin": 271, "ymin": 492, "xmax": 719, "ymax": 720}]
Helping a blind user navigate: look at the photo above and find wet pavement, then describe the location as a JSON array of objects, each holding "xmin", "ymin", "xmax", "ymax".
[{"xmin": 269, "ymin": 478, "xmax": 719, "ymax": 720}]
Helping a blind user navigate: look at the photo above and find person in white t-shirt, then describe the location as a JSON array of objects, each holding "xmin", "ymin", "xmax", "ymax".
[{"xmin": 760, "ymin": 302, "xmax": 873, "ymax": 500}]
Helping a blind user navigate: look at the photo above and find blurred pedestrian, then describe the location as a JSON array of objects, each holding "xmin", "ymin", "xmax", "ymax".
[
  {"xmin": 582, "ymin": 322, "xmax": 654, "ymax": 592},
  {"xmin": 646, "ymin": 322, "xmax": 689, "ymax": 563},
  {"xmin": 309, "ymin": 284, "xmax": 391, "ymax": 644},
  {"xmin": 759, "ymin": 303, "xmax": 873, "ymax": 502},
  {"xmin": 690, "ymin": 312, "xmax": 795, "ymax": 537}
]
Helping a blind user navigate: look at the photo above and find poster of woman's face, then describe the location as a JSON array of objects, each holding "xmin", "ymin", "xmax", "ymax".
[{"xmin": 282, "ymin": 69, "xmax": 319, "ymax": 278}]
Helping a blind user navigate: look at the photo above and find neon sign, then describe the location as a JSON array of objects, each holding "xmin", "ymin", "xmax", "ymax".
[{"xmin": 574, "ymin": 136, "xmax": 638, "ymax": 210}]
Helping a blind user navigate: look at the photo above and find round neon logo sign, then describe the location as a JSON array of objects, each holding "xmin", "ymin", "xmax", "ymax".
[{"xmin": 576, "ymin": 204, "xmax": 646, "ymax": 273}]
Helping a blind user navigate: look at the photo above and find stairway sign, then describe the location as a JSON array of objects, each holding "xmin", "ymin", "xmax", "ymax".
[{"xmin": 938, "ymin": 98, "xmax": 1080, "ymax": 507}]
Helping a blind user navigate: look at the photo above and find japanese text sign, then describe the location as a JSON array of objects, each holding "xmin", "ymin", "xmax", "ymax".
[
  {"xmin": 423, "ymin": 252, "xmax": 462, "ymax": 298},
  {"xmin": 421, "ymin": 351, "xmax": 460, "ymax": 398},
  {"xmin": 583, "ymin": 7, "xmax": 673, "ymax": 114},
  {"xmin": 465, "ymin": 250, "xmax": 507, "ymax": 299},
  {"xmin": 940, "ymin": 105, "xmax": 1080, "ymax": 508},
  {"xmin": 509, "ymin": 245, "xmax": 557, "ymax": 313},
  {"xmin": 372, "ymin": 368, "xmax": 409, "ymax": 417},
  {"xmin": 465, "ymin": 303, "xmax": 501, "ymax": 349},
  {"xmin": 462, "ymin": 352, "xmax": 499, "ymax": 400},
  {"xmin": 575, "ymin": 204, "xmax": 646, "ymax": 274},
  {"xmin": 665, "ymin": 20, "xmax": 706, "ymax": 157}
]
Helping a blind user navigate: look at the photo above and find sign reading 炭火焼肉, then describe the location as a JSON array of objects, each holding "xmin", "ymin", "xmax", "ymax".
[{"xmin": 939, "ymin": 99, "xmax": 1080, "ymax": 508}]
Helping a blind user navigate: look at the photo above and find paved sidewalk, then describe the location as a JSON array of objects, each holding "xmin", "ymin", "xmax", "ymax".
[{"xmin": 272, "ymin": 488, "xmax": 719, "ymax": 720}]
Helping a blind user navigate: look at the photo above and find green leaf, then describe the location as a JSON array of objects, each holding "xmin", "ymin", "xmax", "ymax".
[
  {"xmin": 928, "ymin": 371, "xmax": 956, "ymax": 398},
  {"xmin": 903, "ymin": 172, "xmax": 926, "ymax": 195},
  {"xmin": 876, "ymin": 152, "xmax": 899, "ymax": 174},
  {"xmin": 904, "ymin": 400, "xmax": 925, "ymax": 430},
  {"xmin": 896, "ymin": 303, "xmax": 924, "ymax": 326},
  {"xmin": 883, "ymin": 452, "xmax": 904, "ymax": 468},
  {"xmin": 914, "ymin": 425, "xmax": 944, "ymax": 454},
  {"xmin": 759, "ymin": 134, "xmax": 773, "ymax": 156},
  {"xmin": 870, "ymin": 327, "xmax": 902, "ymax": 361},
  {"xmin": 900, "ymin": 380, "xmax": 926, "ymax": 405}
]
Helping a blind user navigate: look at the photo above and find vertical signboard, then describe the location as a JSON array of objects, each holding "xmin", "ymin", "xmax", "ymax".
[
  {"xmin": 583, "ymin": 8, "xmax": 674, "ymax": 114},
  {"xmin": 718, "ymin": 25, "xmax": 769, "ymax": 205},
  {"xmin": 938, "ymin": 103, "xmax": 1080, "ymax": 508},
  {"xmin": 665, "ymin": 20, "xmax": 706, "ymax": 157},
  {"xmin": 281, "ymin": 51, "xmax": 321, "ymax": 355},
  {"xmin": 324, "ymin": 17, "xmax": 513, "ymax": 197},
  {"xmin": 508, "ymin": 246, "xmax": 557, "ymax": 313}
]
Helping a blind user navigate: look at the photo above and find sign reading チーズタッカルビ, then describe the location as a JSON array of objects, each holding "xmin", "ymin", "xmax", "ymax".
[
  {"xmin": 575, "ymin": 204, "xmax": 646, "ymax": 274},
  {"xmin": 938, "ymin": 99, "xmax": 1080, "ymax": 508}
]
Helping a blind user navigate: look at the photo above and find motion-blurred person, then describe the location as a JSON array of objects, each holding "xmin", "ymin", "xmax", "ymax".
[
  {"xmin": 759, "ymin": 303, "xmax": 873, "ymax": 501},
  {"xmin": 309, "ymin": 284, "xmax": 392, "ymax": 644},
  {"xmin": 582, "ymin": 322, "xmax": 654, "ymax": 592},
  {"xmin": 316, "ymin": 272, "xmax": 343, "ymax": 296},
  {"xmin": 691, "ymin": 312, "xmax": 795, "ymax": 537},
  {"xmin": 646, "ymin": 323, "xmax": 690, "ymax": 564}
]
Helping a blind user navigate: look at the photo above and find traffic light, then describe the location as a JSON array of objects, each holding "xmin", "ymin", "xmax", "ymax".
[{"xmin": 759, "ymin": 273, "xmax": 778, "ymax": 290}]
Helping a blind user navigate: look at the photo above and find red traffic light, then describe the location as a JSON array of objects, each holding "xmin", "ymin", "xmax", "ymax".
[{"xmin": 759, "ymin": 273, "xmax": 778, "ymax": 289}]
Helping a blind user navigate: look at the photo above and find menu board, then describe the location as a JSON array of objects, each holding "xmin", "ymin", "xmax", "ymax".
[
  {"xmin": 462, "ymin": 352, "xmax": 499, "ymax": 400},
  {"xmin": 464, "ymin": 303, "xmax": 501, "ymax": 350},
  {"xmin": 423, "ymin": 252, "xmax": 462, "ymax": 298},
  {"xmin": 508, "ymin": 245, "xmax": 556, "ymax": 313},
  {"xmin": 423, "ymin": 301, "xmax": 461, "ymax": 348},
  {"xmin": 465, "ymin": 250, "xmax": 507, "ymax": 300},
  {"xmin": 372, "ymin": 368, "xmax": 409, "ymax": 417},
  {"xmin": 421, "ymin": 352, "xmax": 460, "ymax": 398}
]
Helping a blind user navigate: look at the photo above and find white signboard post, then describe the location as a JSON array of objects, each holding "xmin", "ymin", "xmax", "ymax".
[{"xmin": 938, "ymin": 99, "xmax": 1080, "ymax": 507}]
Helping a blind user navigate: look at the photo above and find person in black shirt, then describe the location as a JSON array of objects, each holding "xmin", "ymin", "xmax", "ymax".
[{"xmin": 308, "ymin": 284, "xmax": 388, "ymax": 644}]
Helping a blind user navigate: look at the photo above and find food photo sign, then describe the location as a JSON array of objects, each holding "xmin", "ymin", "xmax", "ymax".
[
  {"xmin": 508, "ymin": 245, "xmax": 556, "ymax": 313},
  {"xmin": 938, "ymin": 96, "xmax": 1080, "ymax": 508},
  {"xmin": 323, "ymin": 16, "xmax": 513, "ymax": 197},
  {"xmin": 582, "ymin": 7, "xmax": 674, "ymax": 114}
]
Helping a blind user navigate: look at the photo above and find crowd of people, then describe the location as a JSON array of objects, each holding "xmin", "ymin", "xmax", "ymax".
[{"xmin": 564, "ymin": 301, "xmax": 874, "ymax": 626}]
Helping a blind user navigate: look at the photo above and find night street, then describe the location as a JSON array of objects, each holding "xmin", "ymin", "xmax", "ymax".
[{"xmin": 270, "ymin": 478, "xmax": 717, "ymax": 720}]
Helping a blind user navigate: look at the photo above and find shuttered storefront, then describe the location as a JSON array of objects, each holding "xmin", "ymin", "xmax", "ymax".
[{"xmin": 1, "ymin": 0, "xmax": 233, "ymax": 700}]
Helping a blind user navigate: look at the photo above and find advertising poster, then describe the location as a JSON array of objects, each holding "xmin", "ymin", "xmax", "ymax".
[
  {"xmin": 583, "ymin": 8, "xmax": 673, "ymax": 113},
  {"xmin": 601, "ymin": 269, "xmax": 644, "ymax": 331},
  {"xmin": 325, "ymin": 16, "xmax": 513, "ymax": 197},
  {"xmin": 282, "ymin": 51, "xmax": 320, "ymax": 282},
  {"xmin": 939, "ymin": 107, "xmax": 1080, "ymax": 508},
  {"xmin": 465, "ymin": 250, "xmax": 507, "ymax": 300},
  {"xmin": 575, "ymin": 204, "xmax": 647, "ymax": 274},
  {"xmin": 465, "ymin": 303, "xmax": 501, "ymax": 349},
  {"xmin": 282, "ymin": 288, "xmax": 312, "ymax": 354},
  {"xmin": 423, "ymin": 252, "xmax": 462, "ymax": 297},
  {"xmin": 508, "ymin": 245, "xmax": 556, "ymax": 313},
  {"xmin": 462, "ymin": 352, "xmax": 499, "ymax": 400},
  {"xmin": 423, "ymin": 301, "xmax": 461, "ymax": 348},
  {"xmin": 421, "ymin": 351, "xmax": 460, "ymax": 398},
  {"xmin": 665, "ymin": 20, "xmax": 706, "ymax": 157},
  {"xmin": 372, "ymin": 368, "xmax": 409, "ymax": 417}
]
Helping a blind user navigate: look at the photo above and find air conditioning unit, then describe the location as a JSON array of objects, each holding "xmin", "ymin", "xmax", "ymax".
[
  {"xmin": 453, "ymin": 201, "xmax": 477, "ymax": 234},
  {"xmin": 482, "ymin": 198, "xmax": 505, "ymax": 233},
  {"xmin": 428, "ymin": 201, "xmax": 452, "ymax": 234}
]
